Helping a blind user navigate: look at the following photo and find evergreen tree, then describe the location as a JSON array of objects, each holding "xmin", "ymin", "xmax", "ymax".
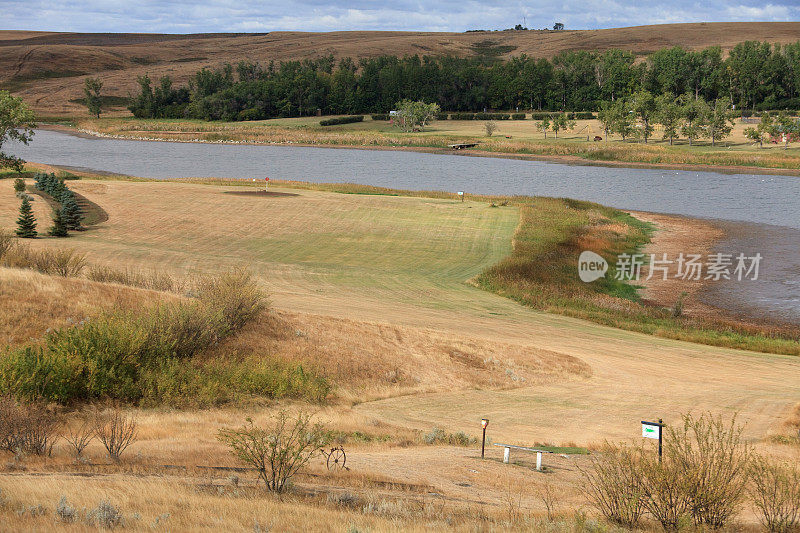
[
  {"xmin": 15, "ymin": 196, "xmax": 37, "ymax": 238},
  {"xmin": 60, "ymin": 191, "xmax": 83, "ymax": 230},
  {"xmin": 48, "ymin": 207, "xmax": 69, "ymax": 237}
]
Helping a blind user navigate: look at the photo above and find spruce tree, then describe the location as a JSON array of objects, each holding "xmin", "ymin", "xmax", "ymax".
[
  {"xmin": 60, "ymin": 191, "xmax": 83, "ymax": 230},
  {"xmin": 15, "ymin": 196, "xmax": 37, "ymax": 238},
  {"xmin": 48, "ymin": 207, "xmax": 69, "ymax": 237}
]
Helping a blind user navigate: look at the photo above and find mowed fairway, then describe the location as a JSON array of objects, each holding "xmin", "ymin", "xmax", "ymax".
[{"xmin": 2, "ymin": 178, "xmax": 799, "ymax": 446}]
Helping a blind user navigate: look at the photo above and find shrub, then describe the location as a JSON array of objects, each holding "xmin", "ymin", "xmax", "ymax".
[
  {"xmin": 13, "ymin": 178, "xmax": 25, "ymax": 193},
  {"xmin": 450, "ymin": 113, "xmax": 475, "ymax": 120},
  {"xmin": 5, "ymin": 247, "xmax": 87, "ymax": 277},
  {"xmin": 436, "ymin": 112, "xmax": 449, "ymax": 120},
  {"xmin": 195, "ymin": 268, "xmax": 266, "ymax": 331},
  {"xmin": 219, "ymin": 411, "xmax": 329, "ymax": 492},
  {"xmin": 572, "ymin": 112, "xmax": 596, "ymax": 119},
  {"xmin": 94, "ymin": 409, "xmax": 137, "ymax": 461},
  {"xmin": 65, "ymin": 418, "xmax": 94, "ymax": 457},
  {"xmin": 750, "ymin": 456, "xmax": 800, "ymax": 533},
  {"xmin": 370, "ymin": 114, "xmax": 389, "ymax": 121},
  {"xmin": 639, "ymin": 453, "xmax": 692, "ymax": 531},
  {"xmin": 530, "ymin": 112, "xmax": 558, "ymax": 120},
  {"xmin": 320, "ymin": 115, "xmax": 364, "ymax": 126},
  {"xmin": 0, "ymin": 396, "xmax": 59, "ymax": 455},
  {"xmin": 581, "ymin": 444, "xmax": 645, "ymax": 527},
  {"xmin": 55, "ymin": 495, "xmax": 77, "ymax": 523},
  {"xmin": 87, "ymin": 499, "xmax": 123, "ymax": 528},
  {"xmin": 484, "ymin": 120, "xmax": 498, "ymax": 137},
  {"xmin": 666, "ymin": 413, "xmax": 750, "ymax": 528},
  {"xmin": 511, "ymin": 113, "xmax": 526, "ymax": 120}
]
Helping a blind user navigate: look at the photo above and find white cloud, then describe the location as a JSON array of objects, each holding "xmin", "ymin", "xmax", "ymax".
[{"xmin": 2, "ymin": 0, "xmax": 799, "ymax": 33}]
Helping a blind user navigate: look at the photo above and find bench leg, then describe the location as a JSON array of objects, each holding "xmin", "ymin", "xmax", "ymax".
[
  {"xmin": 536, "ymin": 452, "xmax": 542, "ymax": 471},
  {"xmin": 503, "ymin": 447, "xmax": 510, "ymax": 464}
]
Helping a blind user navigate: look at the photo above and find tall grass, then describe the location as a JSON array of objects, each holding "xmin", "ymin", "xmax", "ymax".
[{"xmin": 0, "ymin": 238, "xmax": 87, "ymax": 277}]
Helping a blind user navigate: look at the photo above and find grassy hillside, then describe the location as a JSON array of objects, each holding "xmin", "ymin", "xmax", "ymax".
[{"xmin": 2, "ymin": 22, "xmax": 800, "ymax": 116}]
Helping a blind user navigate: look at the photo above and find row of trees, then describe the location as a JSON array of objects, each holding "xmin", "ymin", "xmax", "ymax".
[
  {"xmin": 595, "ymin": 92, "xmax": 746, "ymax": 146},
  {"xmin": 127, "ymin": 40, "xmax": 800, "ymax": 122},
  {"xmin": 15, "ymin": 174, "xmax": 84, "ymax": 239}
]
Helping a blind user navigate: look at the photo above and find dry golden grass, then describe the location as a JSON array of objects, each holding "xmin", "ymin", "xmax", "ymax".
[
  {"xmin": 0, "ymin": 266, "xmax": 170, "ymax": 347},
  {"xmin": 3, "ymin": 22, "xmax": 800, "ymax": 116}
]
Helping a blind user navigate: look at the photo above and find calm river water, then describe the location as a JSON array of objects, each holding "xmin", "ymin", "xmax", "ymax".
[{"xmin": 9, "ymin": 129, "xmax": 800, "ymax": 324}]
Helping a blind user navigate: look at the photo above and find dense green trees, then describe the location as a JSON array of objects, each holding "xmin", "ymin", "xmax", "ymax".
[
  {"xmin": 83, "ymin": 77, "xmax": 103, "ymax": 118},
  {"xmin": 126, "ymin": 40, "xmax": 800, "ymax": 122}
]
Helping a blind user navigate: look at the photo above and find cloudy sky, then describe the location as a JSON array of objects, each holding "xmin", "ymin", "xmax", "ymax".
[{"xmin": 3, "ymin": 1, "xmax": 799, "ymax": 33}]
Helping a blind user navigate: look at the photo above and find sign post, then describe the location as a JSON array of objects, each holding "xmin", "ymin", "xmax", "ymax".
[
  {"xmin": 480, "ymin": 418, "xmax": 489, "ymax": 459},
  {"xmin": 641, "ymin": 419, "xmax": 664, "ymax": 462},
  {"xmin": 265, "ymin": 177, "xmax": 270, "ymax": 192},
  {"xmin": 457, "ymin": 191, "xmax": 464, "ymax": 203}
]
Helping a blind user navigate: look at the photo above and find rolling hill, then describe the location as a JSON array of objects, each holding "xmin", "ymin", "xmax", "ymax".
[{"xmin": 2, "ymin": 22, "xmax": 800, "ymax": 116}]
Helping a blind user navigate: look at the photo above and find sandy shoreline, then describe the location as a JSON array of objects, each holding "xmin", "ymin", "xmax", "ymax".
[{"xmin": 40, "ymin": 124, "xmax": 800, "ymax": 178}]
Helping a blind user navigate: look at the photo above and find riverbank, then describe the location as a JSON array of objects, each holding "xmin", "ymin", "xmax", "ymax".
[{"xmin": 53, "ymin": 119, "xmax": 800, "ymax": 177}]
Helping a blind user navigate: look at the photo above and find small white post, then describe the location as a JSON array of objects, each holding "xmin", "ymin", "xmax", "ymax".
[
  {"xmin": 503, "ymin": 447, "xmax": 510, "ymax": 464},
  {"xmin": 536, "ymin": 452, "xmax": 542, "ymax": 471}
]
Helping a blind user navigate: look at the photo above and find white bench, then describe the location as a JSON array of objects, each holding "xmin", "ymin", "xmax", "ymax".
[{"xmin": 493, "ymin": 443, "xmax": 553, "ymax": 471}]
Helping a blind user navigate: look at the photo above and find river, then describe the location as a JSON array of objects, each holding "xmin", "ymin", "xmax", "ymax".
[{"xmin": 8, "ymin": 129, "xmax": 800, "ymax": 324}]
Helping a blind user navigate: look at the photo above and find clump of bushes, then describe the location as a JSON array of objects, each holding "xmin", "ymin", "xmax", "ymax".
[
  {"xmin": 511, "ymin": 113, "xmax": 526, "ymax": 120},
  {"xmin": 583, "ymin": 413, "xmax": 761, "ymax": 530},
  {"xmin": 320, "ymin": 115, "xmax": 364, "ymax": 126},
  {"xmin": 436, "ymin": 112, "xmax": 449, "ymax": 120},
  {"xmin": 0, "ymin": 270, "xmax": 263, "ymax": 403},
  {"xmin": 371, "ymin": 114, "xmax": 389, "ymax": 121},
  {"xmin": 450, "ymin": 112, "xmax": 476, "ymax": 120}
]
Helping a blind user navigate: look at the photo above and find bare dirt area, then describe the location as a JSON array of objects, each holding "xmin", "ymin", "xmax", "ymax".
[{"xmin": 3, "ymin": 22, "xmax": 800, "ymax": 116}]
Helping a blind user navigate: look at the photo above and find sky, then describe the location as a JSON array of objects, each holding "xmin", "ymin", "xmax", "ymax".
[{"xmin": 3, "ymin": 1, "xmax": 799, "ymax": 33}]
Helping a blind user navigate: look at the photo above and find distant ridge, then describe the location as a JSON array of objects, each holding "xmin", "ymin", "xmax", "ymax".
[{"xmin": 2, "ymin": 22, "xmax": 799, "ymax": 116}]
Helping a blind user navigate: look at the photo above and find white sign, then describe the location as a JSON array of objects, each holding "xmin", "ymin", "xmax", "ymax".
[
  {"xmin": 642, "ymin": 421, "xmax": 661, "ymax": 440},
  {"xmin": 457, "ymin": 191, "xmax": 464, "ymax": 196}
]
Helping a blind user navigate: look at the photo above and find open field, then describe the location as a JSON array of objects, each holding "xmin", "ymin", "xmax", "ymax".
[
  {"xmin": 2, "ymin": 22, "xmax": 800, "ymax": 116},
  {"xmin": 73, "ymin": 114, "xmax": 800, "ymax": 173},
  {"xmin": 1, "ymin": 176, "xmax": 799, "ymax": 530}
]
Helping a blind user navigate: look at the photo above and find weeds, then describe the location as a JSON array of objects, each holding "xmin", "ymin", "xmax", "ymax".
[
  {"xmin": 55, "ymin": 495, "xmax": 77, "ymax": 523},
  {"xmin": 87, "ymin": 264, "xmax": 183, "ymax": 292},
  {"xmin": 422, "ymin": 427, "xmax": 477, "ymax": 446},
  {"xmin": 0, "ymin": 244, "xmax": 86, "ymax": 277},
  {"xmin": 87, "ymin": 499, "xmax": 123, "ymax": 528}
]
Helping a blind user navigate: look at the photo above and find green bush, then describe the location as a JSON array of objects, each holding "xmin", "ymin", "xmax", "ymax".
[
  {"xmin": 370, "ymin": 114, "xmax": 389, "ymax": 121},
  {"xmin": 450, "ymin": 113, "xmax": 476, "ymax": 120},
  {"xmin": 530, "ymin": 112, "xmax": 558, "ymax": 120},
  {"xmin": 436, "ymin": 112, "xmax": 449, "ymax": 120},
  {"xmin": 571, "ymin": 111, "xmax": 596, "ymax": 120},
  {"xmin": 511, "ymin": 113, "xmax": 526, "ymax": 120},
  {"xmin": 474, "ymin": 112, "xmax": 510, "ymax": 120},
  {"xmin": 319, "ymin": 115, "xmax": 364, "ymax": 126}
]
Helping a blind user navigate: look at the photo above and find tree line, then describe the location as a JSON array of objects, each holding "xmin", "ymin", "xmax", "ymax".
[{"xmin": 126, "ymin": 40, "xmax": 800, "ymax": 122}]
